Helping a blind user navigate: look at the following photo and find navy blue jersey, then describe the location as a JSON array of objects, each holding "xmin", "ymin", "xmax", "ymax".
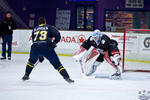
[{"xmin": 32, "ymin": 24, "xmax": 61, "ymax": 44}]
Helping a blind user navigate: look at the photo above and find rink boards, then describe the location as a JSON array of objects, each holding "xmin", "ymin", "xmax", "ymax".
[{"xmin": 0, "ymin": 29, "xmax": 150, "ymax": 66}]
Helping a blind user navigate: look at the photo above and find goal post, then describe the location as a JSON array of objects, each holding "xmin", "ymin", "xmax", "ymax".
[{"xmin": 122, "ymin": 29, "xmax": 150, "ymax": 72}]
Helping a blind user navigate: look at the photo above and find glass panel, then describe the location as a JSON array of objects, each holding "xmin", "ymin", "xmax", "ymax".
[
  {"xmin": 86, "ymin": 7, "xmax": 94, "ymax": 30},
  {"xmin": 77, "ymin": 7, "xmax": 85, "ymax": 30},
  {"xmin": 105, "ymin": 11, "xmax": 150, "ymax": 32}
]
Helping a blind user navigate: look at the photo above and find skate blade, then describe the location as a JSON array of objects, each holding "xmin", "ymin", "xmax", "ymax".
[{"xmin": 110, "ymin": 76, "xmax": 122, "ymax": 80}]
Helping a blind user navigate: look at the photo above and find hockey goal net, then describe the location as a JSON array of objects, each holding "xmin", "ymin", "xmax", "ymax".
[{"xmin": 122, "ymin": 29, "xmax": 150, "ymax": 72}]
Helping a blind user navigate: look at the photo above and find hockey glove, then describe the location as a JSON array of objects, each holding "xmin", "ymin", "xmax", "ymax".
[
  {"xmin": 39, "ymin": 56, "xmax": 44, "ymax": 63},
  {"xmin": 52, "ymin": 42, "xmax": 57, "ymax": 48}
]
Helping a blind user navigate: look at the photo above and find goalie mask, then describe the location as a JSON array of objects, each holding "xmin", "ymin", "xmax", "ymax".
[{"xmin": 91, "ymin": 29, "xmax": 102, "ymax": 45}]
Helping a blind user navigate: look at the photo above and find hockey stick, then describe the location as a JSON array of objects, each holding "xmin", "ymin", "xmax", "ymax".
[
  {"xmin": 79, "ymin": 60, "xmax": 84, "ymax": 73},
  {"xmin": 34, "ymin": 60, "xmax": 40, "ymax": 66}
]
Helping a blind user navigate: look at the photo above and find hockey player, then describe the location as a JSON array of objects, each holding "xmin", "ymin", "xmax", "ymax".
[
  {"xmin": 73, "ymin": 29, "xmax": 122, "ymax": 80},
  {"xmin": 22, "ymin": 17, "xmax": 74, "ymax": 83}
]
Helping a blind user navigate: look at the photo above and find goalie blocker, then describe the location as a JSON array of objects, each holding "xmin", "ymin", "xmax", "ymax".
[{"xmin": 73, "ymin": 29, "xmax": 122, "ymax": 80}]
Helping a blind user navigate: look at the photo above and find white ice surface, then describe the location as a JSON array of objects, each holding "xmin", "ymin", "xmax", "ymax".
[{"xmin": 0, "ymin": 54, "xmax": 150, "ymax": 100}]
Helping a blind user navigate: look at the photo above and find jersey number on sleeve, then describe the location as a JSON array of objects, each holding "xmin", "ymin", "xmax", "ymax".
[{"xmin": 34, "ymin": 31, "xmax": 48, "ymax": 41}]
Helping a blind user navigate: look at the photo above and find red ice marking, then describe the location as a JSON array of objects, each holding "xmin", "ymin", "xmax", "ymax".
[
  {"xmin": 85, "ymin": 48, "xmax": 99, "ymax": 62},
  {"xmin": 0, "ymin": 65, "xmax": 6, "ymax": 69}
]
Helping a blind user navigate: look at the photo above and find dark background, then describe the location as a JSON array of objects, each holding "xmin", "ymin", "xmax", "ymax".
[{"xmin": 0, "ymin": 0, "xmax": 150, "ymax": 31}]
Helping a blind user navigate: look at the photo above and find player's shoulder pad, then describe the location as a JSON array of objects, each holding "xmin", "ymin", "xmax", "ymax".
[
  {"xmin": 89, "ymin": 36, "xmax": 93, "ymax": 41},
  {"xmin": 102, "ymin": 34, "xmax": 110, "ymax": 39},
  {"xmin": 110, "ymin": 39, "xmax": 118, "ymax": 46},
  {"xmin": 101, "ymin": 34, "xmax": 111, "ymax": 44},
  {"xmin": 33, "ymin": 26, "xmax": 39, "ymax": 32},
  {"xmin": 48, "ymin": 25, "xmax": 56, "ymax": 29},
  {"xmin": 45, "ymin": 25, "xmax": 51, "ymax": 28}
]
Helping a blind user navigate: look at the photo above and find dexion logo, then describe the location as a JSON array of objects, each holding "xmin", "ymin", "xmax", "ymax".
[{"xmin": 144, "ymin": 37, "xmax": 150, "ymax": 48}]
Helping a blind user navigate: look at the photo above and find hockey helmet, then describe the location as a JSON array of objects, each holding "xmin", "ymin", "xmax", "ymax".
[{"xmin": 91, "ymin": 29, "xmax": 102, "ymax": 45}]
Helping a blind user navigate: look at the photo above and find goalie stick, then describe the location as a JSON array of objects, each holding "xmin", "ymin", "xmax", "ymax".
[{"xmin": 79, "ymin": 60, "xmax": 84, "ymax": 73}]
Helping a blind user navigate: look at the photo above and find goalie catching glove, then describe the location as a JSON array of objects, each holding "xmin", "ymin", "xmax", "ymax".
[{"xmin": 52, "ymin": 42, "xmax": 57, "ymax": 48}]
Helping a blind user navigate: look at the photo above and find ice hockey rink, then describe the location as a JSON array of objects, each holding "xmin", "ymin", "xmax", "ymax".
[{"xmin": 0, "ymin": 54, "xmax": 150, "ymax": 100}]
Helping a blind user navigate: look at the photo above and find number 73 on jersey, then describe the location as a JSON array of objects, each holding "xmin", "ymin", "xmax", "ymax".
[{"xmin": 33, "ymin": 31, "xmax": 48, "ymax": 41}]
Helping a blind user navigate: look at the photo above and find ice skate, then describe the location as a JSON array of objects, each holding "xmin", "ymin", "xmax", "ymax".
[
  {"xmin": 65, "ymin": 78, "xmax": 74, "ymax": 84},
  {"xmin": 22, "ymin": 75, "xmax": 30, "ymax": 81}
]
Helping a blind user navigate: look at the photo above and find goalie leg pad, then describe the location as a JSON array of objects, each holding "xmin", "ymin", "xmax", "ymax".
[
  {"xmin": 73, "ymin": 46, "xmax": 87, "ymax": 61},
  {"xmin": 86, "ymin": 61, "xmax": 101, "ymax": 76},
  {"xmin": 89, "ymin": 61, "xmax": 101, "ymax": 75},
  {"xmin": 83, "ymin": 48, "xmax": 100, "ymax": 76},
  {"xmin": 110, "ymin": 54, "xmax": 121, "ymax": 66}
]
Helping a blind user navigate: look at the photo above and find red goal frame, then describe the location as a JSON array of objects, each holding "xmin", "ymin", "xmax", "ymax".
[{"xmin": 122, "ymin": 29, "xmax": 150, "ymax": 72}]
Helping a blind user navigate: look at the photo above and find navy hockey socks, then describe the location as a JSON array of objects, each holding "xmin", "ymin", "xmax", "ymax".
[
  {"xmin": 25, "ymin": 62, "xmax": 34, "ymax": 76},
  {"xmin": 57, "ymin": 66, "xmax": 70, "ymax": 79}
]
